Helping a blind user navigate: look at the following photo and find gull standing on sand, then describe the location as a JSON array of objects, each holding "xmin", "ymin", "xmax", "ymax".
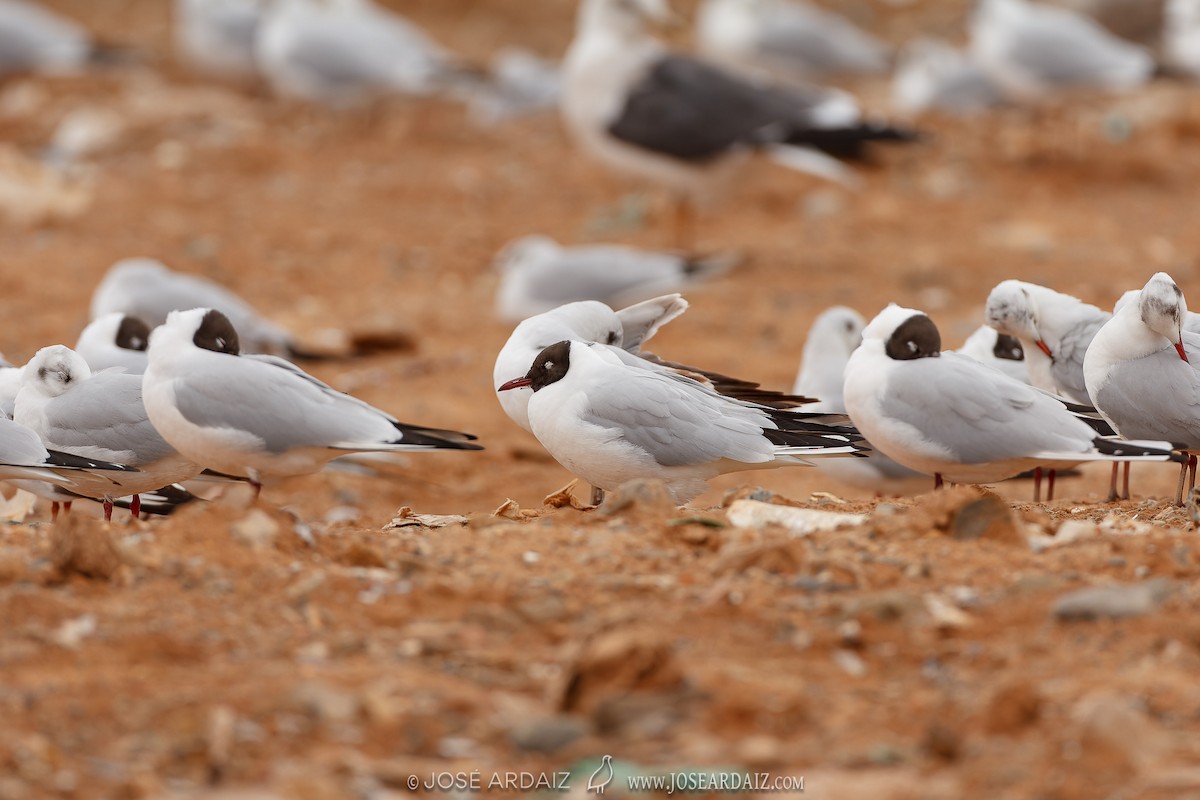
[
  {"xmin": 969, "ymin": 0, "xmax": 1153, "ymax": 102},
  {"xmin": 14, "ymin": 346, "xmax": 202, "ymax": 519},
  {"xmin": 1085, "ymin": 272, "xmax": 1200, "ymax": 504},
  {"xmin": 985, "ymin": 279, "xmax": 1109, "ymax": 404},
  {"xmin": 792, "ymin": 306, "xmax": 928, "ymax": 494},
  {"xmin": 561, "ymin": 0, "xmax": 915, "ymax": 244},
  {"xmin": 493, "ymin": 235, "xmax": 736, "ymax": 322},
  {"xmin": 142, "ymin": 309, "xmax": 481, "ymax": 492},
  {"xmin": 498, "ymin": 339, "xmax": 865, "ymax": 505},
  {"xmin": 843, "ymin": 304, "xmax": 1180, "ymax": 491}
]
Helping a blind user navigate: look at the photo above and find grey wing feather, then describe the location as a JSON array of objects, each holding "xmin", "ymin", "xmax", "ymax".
[
  {"xmin": 757, "ymin": 4, "xmax": 887, "ymax": 73},
  {"xmin": 174, "ymin": 356, "xmax": 396, "ymax": 453},
  {"xmin": 1005, "ymin": 20, "xmax": 1143, "ymax": 84},
  {"xmin": 886, "ymin": 353, "xmax": 1092, "ymax": 463},
  {"xmin": 1094, "ymin": 354, "xmax": 1200, "ymax": 444},
  {"xmin": 42, "ymin": 372, "xmax": 174, "ymax": 465},
  {"xmin": 582, "ymin": 369, "xmax": 774, "ymax": 466},
  {"xmin": 1053, "ymin": 316, "xmax": 1107, "ymax": 403},
  {"xmin": 0, "ymin": 417, "xmax": 51, "ymax": 466}
]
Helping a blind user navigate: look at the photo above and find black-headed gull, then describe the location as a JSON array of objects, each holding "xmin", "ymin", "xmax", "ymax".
[
  {"xmin": 495, "ymin": 294, "xmax": 811, "ymax": 436},
  {"xmin": 985, "ymin": 279, "xmax": 1109, "ymax": 404},
  {"xmin": 792, "ymin": 306, "xmax": 928, "ymax": 494},
  {"xmin": 843, "ymin": 304, "xmax": 1181, "ymax": 490},
  {"xmin": 561, "ymin": 0, "xmax": 915, "ymax": 244},
  {"xmin": 954, "ymin": 325, "xmax": 1029, "ymax": 384},
  {"xmin": 498, "ymin": 339, "xmax": 865, "ymax": 505},
  {"xmin": 1085, "ymin": 272, "xmax": 1200, "ymax": 503},
  {"xmin": 969, "ymin": 0, "xmax": 1153, "ymax": 102},
  {"xmin": 75, "ymin": 313, "xmax": 150, "ymax": 374},
  {"xmin": 90, "ymin": 258, "xmax": 299, "ymax": 358},
  {"xmin": 14, "ymin": 345, "xmax": 203, "ymax": 520},
  {"xmin": 696, "ymin": 0, "xmax": 889, "ymax": 81},
  {"xmin": 142, "ymin": 308, "xmax": 481, "ymax": 492},
  {"xmin": 256, "ymin": 0, "xmax": 471, "ymax": 105},
  {"xmin": 494, "ymin": 235, "xmax": 736, "ymax": 323}
]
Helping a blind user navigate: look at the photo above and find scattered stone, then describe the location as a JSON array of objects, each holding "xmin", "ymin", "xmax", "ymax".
[
  {"xmin": 49, "ymin": 516, "xmax": 123, "ymax": 581},
  {"xmin": 559, "ymin": 629, "xmax": 687, "ymax": 714},
  {"xmin": 338, "ymin": 541, "xmax": 386, "ymax": 569},
  {"xmin": 510, "ymin": 716, "xmax": 589, "ymax": 753},
  {"xmin": 924, "ymin": 594, "xmax": 973, "ymax": 629},
  {"xmin": 598, "ymin": 478, "xmax": 676, "ymax": 516},
  {"xmin": 383, "ymin": 507, "xmax": 469, "ymax": 529},
  {"xmin": 948, "ymin": 492, "xmax": 1021, "ymax": 543},
  {"xmin": 50, "ymin": 615, "xmax": 96, "ymax": 649},
  {"xmin": 1073, "ymin": 692, "xmax": 1167, "ymax": 774},
  {"xmin": 1052, "ymin": 578, "xmax": 1173, "ymax": 620},
  {"xmin": 543, "ymin": 480, "xmax": 595, "ymax": 510},
  {"xmin": 206, "ymin": 706, "xmax": 236, "ymax": 780},
  {"xmin": 1028, "ymin": 519, "xmax": 1100, "ymax": 552},
  {"xmin": 292, "ymin": 681, "xmax": 360, "ymax": 724},
  {"xmin": 231, "ymin": 509, "xmax": 279, "ymax": 549},
  {"xmin": 985, "ymin": 681, "xmax": 1042, "ymax": 734},
  {"xmin": 711, "ymin": 541, "xmax": 806, "ymax": 576},
  {"xmin": 833, "ymin": 649, "xmax": 867, "ymax": 677},
  {"xmin": 726, "ymin": 499, "xmax": 866, "ymax": 535},
  {"xmin": 923, "ymin": 722, "xmax": 961, "ymax": 760}
]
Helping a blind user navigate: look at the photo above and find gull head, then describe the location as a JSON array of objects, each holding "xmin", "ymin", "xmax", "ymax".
[
  {"xmin": 151, "ymin": 307, "xmax": 242, "ymax": 358},
  {"xmin": 1139, "ymin": 272, "xmax": 1189, "ymax": 362},
  {"xmin": 80, "ymin": 313, "xmax": 151, "ymax": 354},
  {"xmin": 24, "ymin": 345, "xmax": 91, "ymax": 398},
  {"xmin": 808, "ymin": 306, "xmax": 865, "ymax": 361},
  {"xmin": 985, "ymin": 280, "xmax": 1051, "ymax": 359},
  {"xmin": 499, "ymin": 339, "xmax": 574, "ymax": 392},
  {"xmin": 862, "ymin": 304, "xmax": 942, "ymax": 361}
]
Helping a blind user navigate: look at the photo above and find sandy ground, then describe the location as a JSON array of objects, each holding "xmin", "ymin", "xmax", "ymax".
[{"xmin": 2, "ymin": 1, "xmax": 1200, "ymax": 798}]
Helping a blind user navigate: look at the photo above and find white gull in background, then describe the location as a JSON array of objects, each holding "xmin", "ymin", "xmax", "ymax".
[
  {"xmin": 75, "ymin": 313, "xmax": 150, "ymax": 374},
  {"xmin": 256, "ymin": 0, "xmax": 472, "ymax": 105},
  {"xmin": 494, "ymin": 234, "xmax": 737, "ymax": 322},
  {"xmin": 696, "ymin": 0, "xmax": 889, "ymax": 81},
  {"xmin": 985, "ymin": 279, "xmax": 1109, "ymax": 404},
  {"xmin": 175, "ymin": 0, "xmax": 266, "ymax": 79},
  {"xmin": 891, "ymin": 38, "xmax": 1003, "ymax": 116},
  {"xmin": 468, "ymin": 48, "xmax": 562, "ymax": 126},
  {"xmin": 1085, "ymin": 272, "xmax": 1200, "ymax": 504},
  {"xmin": 843, "ymin": 304, "xmax": 1180, "ymax": 489},
  {"xmin": 969, "ymin": 0, "xmax": 1153, "ymax": 103},
  {"xmin": 90, "ymin": 258, "xmax": 301, "ymax": 357},
  {"xmin": 498, "ymin": 339, "xmax": 864, "ymax": 505},
  {"xmin": 1165, "ymin": 0, "xmax": 1200, "ymax": 80},
  {"xmin": 143, "ymin": 309, "xmax": 481, "ymax": 492},
  {"xmin": 954, "ymin": 325, "xmax": 1030, "ymax": 383},
  {"xmin": 14, "ymin": 345, "xmax": 202, "ymax": 519},
  {"xmin": 495, "ymin": 294, "xmax": 812, "ymax": 435},
  {"xmin": 561, "ymin": 0, "xmax": 915, "ymax": 243},
  {"xmin": 0, "ymin": 0, "xmax": 93, "ymax": 75},
  {"xmin": 792, "ymin": 306, "xmax": 928, "ymax": 494}
]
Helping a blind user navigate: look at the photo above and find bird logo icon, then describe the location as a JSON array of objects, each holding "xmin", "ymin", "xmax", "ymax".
[{"xmin": 587, "ymin": 755, "xmax": 614, "ymax": 794}]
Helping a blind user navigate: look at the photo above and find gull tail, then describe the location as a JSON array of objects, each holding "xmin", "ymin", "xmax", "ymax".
[
  {"xmin": 331, "ymin": 423, "xmax": 484, "ymax": 452},
  {"xmin": 1033, "ymin": 439, "xmax": 1187, "ymax": 463},
  {"xmin": 44, "ymin": 449, "xmax": 138, "ymax": 472},
  {"xmin": 681, "ymin": 250, "xmax": 741, "ymax": 281},
  {"xmin": 765, "ymin": 144, "xmax": 862, "ymax": 189}
]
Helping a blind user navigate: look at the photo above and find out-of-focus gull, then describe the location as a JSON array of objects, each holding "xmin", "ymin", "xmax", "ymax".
[
  {"xmin": 14, "ymin": 345, "xmax": 203, "ymax": 520},
  {"xmin": 1085, "ymin": 272, "xmax": 1200, "ymax": 504},
  {"xmin": 954, "ymin": 325, "xmax": 1030, "ymax": 383},
  {"xmin": 0, "ymin": 0, "xmax": 92, "ymax": 75},
  {"xmin": 561, "ymin": 0, "xmax": 916, "ymax": 245},
  {"xmin": 75, "ymin": 313, "xmax": 151, "ymax": 375},
  {"xmin": 969, "ymin": 0, "xmax": 1154, "ymax": 102},
  {"xmin": 696, "ymin": 0, "xmax": 889, "ymax": 81},
  {"xmin": 1165, "ymin": 0, "xmax": 1200, "ymax": 79},
  {"xmin": 891, "ymin": 38, "xmax": 1004, "ymax": 116},
  {"xmin": 498, "ymin": 339, "xmax": 865, "ymax": 505},
  {"xmin": 468, "ymin": 48, "xmax": 561, "ymax": 126},
  {"xmin": 985, "ymin": 279, "xmax": 1109, "ymax": 404},
  {"xmin": 494, "ymin": 234, "xmax": 737, "ymax": 322},
  {"xmin": 175, "ymin": 0, "xmax": 267, "ymax": 79},
  {"xmin": 0, "ymin": 362, "xmax": 21, "ymax": 418},
  {"xmin": 90, "ymin": 258, "xmax": 299, "ymax": 357},
  {"xmin": 256, "ymin": 0, "xmax": 473, "ymax": 105},
  {"xmin": 143, "ymin": 309, "xmax": 481, "ymax": 493},
  {"xmin": 843, "ymin": 304, "xmax": 1181, "ymax": 489},
  {"xmin": 793, "ymin": 306, "xmax": 928, "ymax": 494}
]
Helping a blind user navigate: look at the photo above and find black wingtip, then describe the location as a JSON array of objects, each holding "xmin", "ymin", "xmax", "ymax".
[
  {"xmin": 43, "ymin": 449, "xmax": 137, "ymax": 472},
  {"xmin": 1092, "ymin": 438, "xmax": 1186, "ymax": 463},
  {"xmin": 394, "ymin": 423, "xmax": 484, "ymax": 451}
]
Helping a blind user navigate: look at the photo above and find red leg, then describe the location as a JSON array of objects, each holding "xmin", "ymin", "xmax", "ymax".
[
  {"xmin": 51, "ymin": 502, "xmax": 59, "ymax": 522},
  {"xmin": 1122, "ymin": 462, "xmax": 1130, "ymax": 501},
  {"xmin": 130, "ymin": 494, "xmax": 141, "ymax": 519},
  {"xmin": 103, "ymin": 500, "xmax": 113, "ymax": 522},
  {"xmin": 1047, "ymin": 469, "xmax": 1056, "ymax": 502},
  {"xmin": 934, "ymin": 473, "xmax": 944, "ymax": 490},
  {"xmin": 1032, "ymin": 467, "xmax": 1042, "ymax": 503}
]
